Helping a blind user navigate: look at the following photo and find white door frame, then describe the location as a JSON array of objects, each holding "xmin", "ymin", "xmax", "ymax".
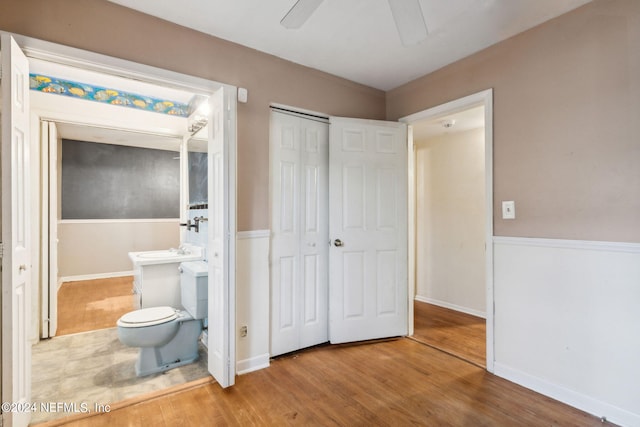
[
  {"xmin": 400, "ymin": 89, "xmax": 494, "ymax": 372},
  {"xmin": 40, "ymin": 120, "xmax": 59, "ymax": 339},
  {"xmin": 1, "ymin": 31, "xmax": 238, "ymax": 391}
]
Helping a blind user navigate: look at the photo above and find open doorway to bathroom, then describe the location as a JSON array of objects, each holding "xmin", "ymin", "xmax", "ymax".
[
  {"xmin": 405, "ymin": 91, "xmax": 492, "ymax": 369},
  {"xmin": 49, "ymin": 124, "xmax": 183, "ymax": 337},
  {"xmin": 29, "ymin": 63, "xmax": 211, "ymax": 424}
]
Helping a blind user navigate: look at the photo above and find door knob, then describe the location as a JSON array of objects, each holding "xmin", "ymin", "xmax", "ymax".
[
  {"xmin": 333, "ymin": 239, "xmax": 344, "ymax": 247},
  {"xmin": 18, "ymin": 264, "xmax": 27, "ymax": 272}
]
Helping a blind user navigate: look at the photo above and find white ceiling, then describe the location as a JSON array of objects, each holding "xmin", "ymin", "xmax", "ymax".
[{"xmin": 107, "ymin": 0, "xmax": 592, "ymax": 91}]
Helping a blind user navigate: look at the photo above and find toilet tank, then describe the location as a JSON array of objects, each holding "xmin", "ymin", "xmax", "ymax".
[{"xmin": 179, "ymin": 261, "xmax": 208, "ymax": 319}]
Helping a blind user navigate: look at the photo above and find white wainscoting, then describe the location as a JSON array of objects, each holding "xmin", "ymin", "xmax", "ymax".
[
  {"xmin": 493, "ymin": 236, "xmax": 640, "ymax": 427},
  {"xmin": 235, "ymin": 230, "xmax": 271, "ymax": 374}
]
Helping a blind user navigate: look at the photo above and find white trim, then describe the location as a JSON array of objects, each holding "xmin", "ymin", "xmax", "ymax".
[
  {"xmin": 493, "ymin": 236, "xmax": 640, "ymax": 253},
  {"xmin": 6, "ymin": 31, "xmax": 221, "ymax": 95},
  {"xmin": 400, "ymin": 88, "xmax": 494, "ymax": 373},
  {"xmin": 59, "ymin": 218, "xmax": 180, "ymax": 224},
  {"xmin": 236, "ymin": 353, "xmax": 270, "ymax": 375},
  {"xmin": 269, "ymin": 103, "xmax": 330, "ymax": 122},
  {"xmin": 59, "ymin": 270, "xmax": 134, "ymax": 284},
  {"xmin": 237, "ymin": 229, "xmax": 270, "ymax": 240},
  {"xmin": 414, "ymin": 295, "xmax": 486, "ymax": 319},
  {"xmin": 401, "ymin": 90, "xmax": 490, "ymax": 123},
  {"xmin": 494, "ymin": 363, "xmax": 639, "ymax": 427},
  {"xmin": 407, "ymin": 125, "xmax": 415, "ymax": 337},
  {"xmin": 226, "ymin": 86, "xmax": 238, "ymax": 387}
]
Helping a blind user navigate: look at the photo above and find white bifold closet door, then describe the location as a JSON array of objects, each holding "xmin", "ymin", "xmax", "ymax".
[{"xmin": 270, "ymin": 110, "xmax": 329, "ymax": 357}]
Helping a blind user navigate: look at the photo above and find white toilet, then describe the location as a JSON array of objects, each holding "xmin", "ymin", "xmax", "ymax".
[{"xmin": 117, "ymin": 260, "xmax": 208, "ymax": 377}]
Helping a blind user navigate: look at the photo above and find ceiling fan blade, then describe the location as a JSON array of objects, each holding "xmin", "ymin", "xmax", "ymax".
[
  {"xmin": 388, "ymin": 0, "xmax": 428, "ymax": 46},
  {"xmin": 281, "ymin": 0, "xmax": 324, "ymax": 29}
]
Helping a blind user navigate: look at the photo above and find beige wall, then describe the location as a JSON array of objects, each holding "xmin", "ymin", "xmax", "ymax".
[
  {"xmin": 388, "ymin": 0, "xmax": 640, "ymax": 243},
  {"xmin": 415, "ymin": 128, "xmax": 485, "ymax": 314},
  {"xmin": 0, "ymin": 0, "xmax": 385, "ymax": 232},
  {"xmin": 58, "ymin": 221, "xmax": 180, "ymax": 278},
  {"xmin": 3, "ymin": 1, "xmax": 638, "ymax": 239}
]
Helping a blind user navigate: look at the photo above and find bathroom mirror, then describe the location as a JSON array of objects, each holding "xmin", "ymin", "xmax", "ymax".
[{"xmin": 187, "ymin": 137, "xmax": 208, "ymax": 206}]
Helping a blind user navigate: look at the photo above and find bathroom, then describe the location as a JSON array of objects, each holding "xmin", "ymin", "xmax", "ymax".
[{"xmin": 29, "ymin": 57, "xmax": 216, "ymax": 424}]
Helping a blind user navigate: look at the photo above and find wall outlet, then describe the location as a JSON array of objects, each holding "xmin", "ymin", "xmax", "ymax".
[{"xmin": 240, "ymin": 325, "xmax": 248, "ymax": 337}]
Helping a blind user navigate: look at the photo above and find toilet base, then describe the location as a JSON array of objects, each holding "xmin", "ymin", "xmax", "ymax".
[
  {"xmin": 135, "ymin": 350, "xmax": 199, "ymax": 377},
  {"xmin": 134, "ymin": 319, "xmax": 202, "ymax": 377}
]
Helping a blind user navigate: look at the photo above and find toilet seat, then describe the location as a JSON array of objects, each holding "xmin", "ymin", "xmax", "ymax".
[{"xmin": 117, "ymin": 306, "xmax": 178, "ymax": 328}]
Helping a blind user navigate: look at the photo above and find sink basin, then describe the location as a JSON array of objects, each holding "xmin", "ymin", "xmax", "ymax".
[
  {"xmin": 136, "ymin": 250, "xmax": 190, "ymax": 259},
  {"xmin": 129, "ymin": 246, "xmax": 204, "ymax": 266}
]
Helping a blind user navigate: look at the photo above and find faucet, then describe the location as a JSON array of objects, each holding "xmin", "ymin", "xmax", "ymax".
[
  {"xmin": 179, "ymin": 218, "xmax": 199, "ymax": 233},
  {"xmin": 179, "ymin": 216, "xmax": 208, "ymax": 233}
]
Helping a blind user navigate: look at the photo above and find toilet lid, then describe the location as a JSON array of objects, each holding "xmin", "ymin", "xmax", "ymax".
[{"xmin": 117, "ymin": 306, "xmax": 178, "ymax": 328}]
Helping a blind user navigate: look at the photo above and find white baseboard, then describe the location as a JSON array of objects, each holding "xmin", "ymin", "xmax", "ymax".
[
  {"xmin": 59, "ymin": 271, "xmax": 134, "ymax": 284},
  {"xmin": 236, "ymin": 353, "xmax": 270, "ymax": 375},
  {"xmin": 494, "ymin": 363, "xmax": 640, "ymax": 427},
  {"xmin": 414, "ymin": 295, "xmax": 486, "ymax": 319}
]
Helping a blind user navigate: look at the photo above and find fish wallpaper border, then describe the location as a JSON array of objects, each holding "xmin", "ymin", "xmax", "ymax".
[{"xmin": 29, "ymin": 74, "xmax": 189, "ymax": 117}]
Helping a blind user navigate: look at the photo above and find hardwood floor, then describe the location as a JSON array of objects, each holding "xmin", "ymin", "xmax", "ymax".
[
  {"xmin": 36, "ymin": 337, "xmax": 611, "ymax": 427},
  {"xmin": 412, "ymin": 301, "xmax": 486, "ymax": 367},
  {"xmin": 56, "ymin": 276, "xmax": 137, "ymax": 336},
  {"xmin": 39, "ymin": 297, "xmax": 609, "ymax": 426}
]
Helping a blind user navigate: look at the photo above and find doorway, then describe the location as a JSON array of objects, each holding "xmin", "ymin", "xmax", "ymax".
[
  {"xmin": 32, "ymin": 95, "xmax": 208, "ymax": 425},
  {"xmin": 1, "ymin": 32, "xmax": 237, "ymax": 427},
  {"xmin": 44, "ymin": 123, "xmax": 185, "ymax": 337},
  {"xmin": 402, "ymin": 89, "xmax": 494, "ymax": 370},
  {"xmin": 28, "ymin": 53, "xmax": 199, "ymax": 340}
]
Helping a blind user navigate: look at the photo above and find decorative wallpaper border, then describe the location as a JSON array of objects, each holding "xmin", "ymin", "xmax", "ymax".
[{"xmin": 29, "ymin": 73, "xmax": 189, "ymax": 117}]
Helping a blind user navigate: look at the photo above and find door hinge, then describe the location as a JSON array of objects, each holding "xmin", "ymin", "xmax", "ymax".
[{"xmin": 0, "ymin": 242, "xmax": 4, "ymax": 259}]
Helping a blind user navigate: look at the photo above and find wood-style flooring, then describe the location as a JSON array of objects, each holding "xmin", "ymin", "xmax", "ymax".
[
  {"xmin": 56, "ymin": 276, "xmax": 137, "ymax": 336},
  {"xmin": 412, "ymin": 301, "xmax": 486, "ymax": 367},
  {"xmin": 36, "ymin": 301, "xmax": 612, "ymax": 426}
]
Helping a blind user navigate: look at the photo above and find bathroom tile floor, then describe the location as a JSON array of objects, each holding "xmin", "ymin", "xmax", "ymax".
[{"xmin": 31, "ymin": 327, "xmax": 209, "ymax": 425}]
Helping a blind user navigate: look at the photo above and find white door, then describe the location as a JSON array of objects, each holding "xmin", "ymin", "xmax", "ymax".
[
  {"xmin": 328, "ymin": 117, "xmax": 408, "ymax": 344},
  {"xmin": 270, "ymin": 110, "xmax": 328, "ymax": 356},
  {"xmin": 41, "ymin": 121, "xmax": 58, "ymax": 338},
  {"xmin": 207, "ymin": 87, "xmax": 235, "ymax": 387},
  {"xmin": 1, "ymin": 34, "xmax": 32, "ymax": 427}
]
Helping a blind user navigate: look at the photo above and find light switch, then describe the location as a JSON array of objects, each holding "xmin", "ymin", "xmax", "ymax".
[{"xmin": 502, "ymin": 201, "xmax": 516, "ymax": 219}]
